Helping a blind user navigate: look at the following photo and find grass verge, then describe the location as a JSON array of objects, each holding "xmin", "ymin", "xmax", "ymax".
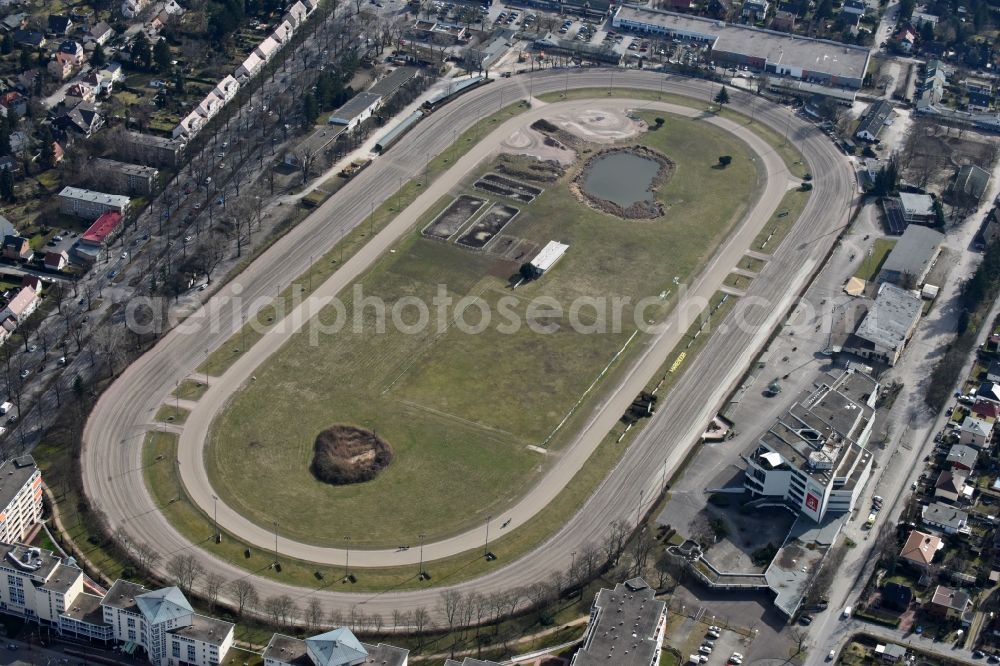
[
  {"xmin": 156, "ymin": 404, "xmax": 190, "ymax": 425},
  {"xmin": 854, "ymin": 238, "xmax": 896, "ymax": 281}
]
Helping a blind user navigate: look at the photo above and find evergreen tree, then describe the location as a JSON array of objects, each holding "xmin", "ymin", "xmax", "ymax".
[
  {"xmin": 302, "ymin": 93, "xmax": 319, "ymax": 125},
  {"xmin": 0, "ymin": 123, "xmax": 11, "ymax": 157},
  {"xmin": 131, "ymin": 32, "xmax": 151, "ymax": 70},
  {"xmin": 18, "ymin": 48, "xmax": 30, "ymax": 71},
  {"xmin": 38, "ymin": 126, "xmax": 55, "ymax": 171},
  {"xmin": 714, "ymin": 85, "xmax": 730, "ymax": 107},
  {"xmin": 173, "ymin": 66, "xmax": 185, "ymax": 94},
  {"xmin": 92, "ymin": 43, "xmax": 106, "ymax": 67},
  {"xmin": 1, "ymin": 33, "xmax": 12, "ymax": 55},
  {"xmin": 0, "ymin": 169, "xmax": 15, "ymax": 203},
  {"xmin": 153, "ymin": 38, "xmax": 172, "ymax": 73}
]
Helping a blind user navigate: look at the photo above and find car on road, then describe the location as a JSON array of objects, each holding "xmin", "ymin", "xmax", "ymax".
[
  {"xmin": 827, "ymin": 650, "xmax": 836, "ymax": 661},
  {"xmin": 57, "ymin": 356, "xmax": 66, "ymax": 366},
  {"xmin": 27, "ymin": 344, "xmax": 36, "ymax": 352},
  {"xmin": 185, "ymin": 235, "xmax": 193, "ymax": 243},
  {"xmin": 841, "ymin": 606, "xmax": 852, "ymax": 618},
  {"xmin": 18, "ymin": 369, "xmax": 28, "ymax": 379},
  {"xmin": 121, "ymin": 251, "xmax": 129, "ymax": 260},
  {"xmin": 8, "ymin": 414, "xmax": 17, "ymax": 424}
]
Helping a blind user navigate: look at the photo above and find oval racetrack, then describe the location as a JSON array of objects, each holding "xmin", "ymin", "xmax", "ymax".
[{"xmin": 83, "ymin": 69, "xmax": 856, "ymax": 618}]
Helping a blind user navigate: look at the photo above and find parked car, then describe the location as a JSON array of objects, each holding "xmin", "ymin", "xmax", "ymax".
[
  {"xmin": 827, "ymin": 650, "xmax": 836, "ymax": 661},
  {"xmin": 708, "ymin": 625, "xmax": 721, "ymax": 633},
  {"xmin": 841, "ymin": 606, "xmax": 852, "ymax": 618},
  {"xmin": 699, "ymin": 646, "xmax": 713, "ymax": 655}
]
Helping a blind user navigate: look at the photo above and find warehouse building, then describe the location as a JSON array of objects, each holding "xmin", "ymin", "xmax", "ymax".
[
  {"xmin": 611, "ymin": 5, "xmax": 870, "ymax": 89},
  {"xmin": 847, "ymin": 282, "xmax": 923, "ymax": 366},
  {"xmin": 878, "ymin": 225, "xmax": 943, "ymax": 288}
]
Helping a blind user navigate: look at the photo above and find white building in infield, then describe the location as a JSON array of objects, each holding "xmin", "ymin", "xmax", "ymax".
[
  {"xmin": 529, "ymin": 241, "xmax": 569, "ymax": 277},
  {"xmin": 743, "ymin": 366, "xmax": 878, "ymax": 522}
]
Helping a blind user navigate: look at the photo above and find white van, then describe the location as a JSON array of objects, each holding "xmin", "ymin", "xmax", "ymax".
[
  {"xmin": 0, "ymin": 402, "xmax": 13, "ymax": 415},
  {"xmin": 842, "ymin": 606, "xmax": 852, "ymax": 618}
]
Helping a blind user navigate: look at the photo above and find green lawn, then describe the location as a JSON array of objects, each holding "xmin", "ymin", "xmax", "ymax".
[
  {"xmin": 203, "ymin": 109, "xmax": 762, "ymax": 549},
  {"xmin": 854, "ymin": 238, "xmax": 897, "ymax": 281},
  {"xmin": 752, "ymin": 188, "xmax": 811, "ymax": 253},
  {"xmin": 155, "ymin": 404, "xmax": 190, "ymax": 425},
  {"xmin": 173, "ymin": 379, "xmax": 209, "ymax": 401}
]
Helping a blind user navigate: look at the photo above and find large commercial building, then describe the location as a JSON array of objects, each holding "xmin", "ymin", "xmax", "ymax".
[
  {"xmin": 263, "ymin": 628, "xmax": 409, "ymax": 666},
  {"xmin": 571, "ymin": 577, "xmax": 666, "ymax": 666},
  {"xmin": 0, "ymin": 456, "xmax": 42, "ymax": 544},
  {"xmin": 847, "ymin": 282, "xmax": 924, "ymax": 366},
  {"xmin": 878, "ymin": 225, "xmax": 943, "ymax": 287},
  {"xmin": 743, "ymin": 366, "xmax": 878, "ymax": 522},
  {"xmin": 611, "ymin": 5, "xmax": 870, "ymax": 89},
  {"xmin": 58, "ymin": 186, "xmax": 130, "ymax": 221}
]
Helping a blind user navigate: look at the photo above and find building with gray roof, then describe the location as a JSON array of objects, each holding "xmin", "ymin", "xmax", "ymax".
[
  {"xmin": 263, "ymin": 629, "xmax": 409, "ymax": 666},
  {"xmin": 571, "ymin": 578, "xmax": 666, "ymax": 666},
  {"xmin": 922, "ymin": 501, "xmax": 970, "ymax": 534},
  {"xmin": 946, "ymin": 443, "xmax": 979, "ymax": 470},
  {"xmin": 847, "ymin": 282, "xmax": 923, "ymax": 366},
  {"xmin": 878, "ymin": 224, "xmax": 943, "ymax": 288},
  {"xmin": 612, "ymin": 5, "xmax": 869, "ymax": 89},
  {"xmin": 856, "ymin": 100, "xmax": 893, "ymax": 141},
  {"xmin": 898, "ymin": 192, "xmax": 937, "ymax": 224},
  {"xmin": 328, "ymin": 92, "xmax": 383, "ymax": 132},
  {"xmin": 743, "ymin": 365, "xmax": 878, "ymax": 522},
  {"xmin": 952, "ymin": 164, "xmax": 991, "ymax": 203}
]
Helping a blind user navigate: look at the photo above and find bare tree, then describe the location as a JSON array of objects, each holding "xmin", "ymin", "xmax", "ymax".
[
  {"xmin": 630, "ymin": 528, "xmax": 655, "ymax": 576},
  {"xmin": 263, "ymin": 594, "xmax": 298, "ymax": 629},
  {"xmin": 412, "ymin": 606, "xmax": 431, "ymax": 643},
  {"xmin": 166, "ymin": 554, "xmax": 204, "ymax": 596},
  {"xmin": 203, "ymin": 573, "xmax": 225, "ymax": 612},
  {"xmin": 439, "ymin": 589, "xmax": 464, "ymax": 635},
  {"xmin": 604, "ymin": 519, "xmax": 629, "ymax": 566},
  {"xmin": 133, "ymin": 542, "xmax": 161, "ymax": 574},
  {"xmin": 229, "ymin": 579, "xmax": 259, "ymax": 618},
  {"xmin": 305, "ymin": 597, "xmax": 324, "ymax": 631}
]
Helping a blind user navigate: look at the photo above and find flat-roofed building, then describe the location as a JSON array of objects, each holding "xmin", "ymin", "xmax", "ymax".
[
  {"xmin": 846, "ymin": 282, "xmax": 923, "ymax": 366},
  {"xmin": 571, "ymin": 578, "xmax": 666, "ymax": 666},
  {"xmin": 878, "ymin": 225, "xmax": 943, "ymax": 287},
  {"xmin": 611, "ymin": 5, "xmax": 869, "ymax": 89},
  {"xmin": 743, "ymin": 366, "xmax": 878, "ymax": 522},
  {"xmin": 0, "ymin": 457, "xmax": 41, "ymax": 544},
  {"xmin": 123, "ymin": 132, "xmax": 185, "ymax": 167},
  {"xmin": 328, "ymin": 92, "xmax": 383, "ymax": 131},
  {"xmin": 528, "ymin": 240, "xmax": 569, "ymax": 277},
  {"xmin": 90, "ymin": 158, "xmax": 159, "ymax": 195},
  {"xmin": 58, "ymin": 187, "xmax": 129, "ymax": 220}
]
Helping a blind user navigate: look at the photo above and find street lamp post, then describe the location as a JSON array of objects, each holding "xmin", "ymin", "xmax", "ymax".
[
  {"xmin": 344, "ymin": 536, "xmax": 352, "ymax": 579},
  {"xmin": 418, "ymin": 532, "xmax": 426, "ymax": 578},
  {"xmin": 273, "ymin": 521, "xmax": 279, "ymax": 565},
  {"xmin": 484, "ymin": 515, "xmax": 492, "ymax": 556},
  {"xmin": 212, "ymin": 494, "xmax": 219, "ymax": 542}
]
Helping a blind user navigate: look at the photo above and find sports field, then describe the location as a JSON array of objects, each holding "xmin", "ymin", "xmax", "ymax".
[{"xmin": 205, "ymin": 110, "xmax": 762, "ymax": 548}]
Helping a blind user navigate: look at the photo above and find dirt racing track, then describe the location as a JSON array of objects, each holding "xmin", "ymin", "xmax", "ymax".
[{"xmin": 82, "ymin": 70, "xmax": 856, "ymax": 619}]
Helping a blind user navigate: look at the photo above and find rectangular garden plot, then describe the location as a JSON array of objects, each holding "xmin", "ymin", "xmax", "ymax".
[
  {"xmin": 422, "ymin": 195, "xmax": 486, "ymax": 240},
  {"xmin": 473, "ymin": 173, "xmax": 543, "ymax": 203},
  {"xmin": 456, "ymin": 205, "xmax": 520, "ymax": 249}
]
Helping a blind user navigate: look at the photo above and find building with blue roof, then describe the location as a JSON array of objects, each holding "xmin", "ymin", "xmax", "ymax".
[{"xmin": 264, "ymin": 629, "xmax": 408, "ymax": 666}]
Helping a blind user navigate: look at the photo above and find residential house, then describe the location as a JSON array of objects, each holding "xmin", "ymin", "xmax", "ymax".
[
  {"xmin": 272, "ymin": 19, "xmax": 293, "ymax": 44},
  {"xmin": 946, "ymin": 443, "xmax": 978, "ymax": 471},
  {"xmin": 235, "ymin": 52, "xmax": 264, "ymax": 81},
  {"xmin": 0, "ymin": 13, "xmax": 26, "ymax": 32},
  {"xmin": 0, "ymin": 286, "xmax": 39, "ymax": 325},
  {"xmin": 172, "ymin": 110, "xmax": 204, "ymax": 140},
  {"xmin": 882, "ymin": 582, "xmax": 913, "ymax": 611},
  {"xmin": 965, "ymin": 77, "xmax": 993, "ymax": 110},
  {"xmin": 928, "ymin": 585, "xmax": 971, "ymax": 623},
  {"xmin": 1, "ymin": 234, "xmax": 29, "ymax": 260},
  {"xmin": 46, "ymin": 14, "xmax": 72, "ymax": 36},
  {"xmin": 21, "ymin": 275, "xmax": 42, "ymax": 294},
  {"xmin": 898, "ymin": 192, "xmax": 937, "ymax": 225},
  {"xmin": 912, "ymin": 8, "xmax": 939, "ymax": 26},
  {"xmin": 856, "ymin": 100, "xmax": 893, "ymax": 142},
  {"xmin": 54, "ymin": 102, "xmax": 103, "ymax": 136},
  {"xmin": 262, "ymin": 628, "xmax": 409, "ymax": 666},
  {"xmin": 960, "ymin": 415, "xmax": 993, "ymax": 448},
  {"xmin": 87, "ymin": 21, "xmax": 114, "ymax": 46},
  {"xmin": 741, "ymin": 0, "xmax": 770, "ymax": 21},
  {"xmin": 122, "ymin": 0, "xmax": 151, "ymax": 19},
  {"xmin": 899, "ymin": 529, "xmax": 943, "ymax": 569},
  {"xmin": 44, "ymin": 250, "xmax": 68, "ymax": 271},
  {"xmin": 64, "ymin": 82, "xmax": 95, "ymax": 107},
  {"xmin": 212, "ymin": 75, "xmax": 239, "ymax": 105},
  {"xmin": 896, "ymin": 27, "xmax": 916, "ymax": 53},
  {"xmin": 978, "ymin": 381, "xmax": 1000, "ymax": 404},
  {"xmin": 708, "ymin": 0, "xmax": 734, "ymax": 18},
  {"xmin": 284, "ymin": 0, "xmax": 308, "ymax": 27},
  {"xmin": 951, "ymin": 164, "xmax": 991, "ymax": 204},
  {"xmin": 917, "ymin": 60, "xmax": 946, "ymax": 111},
  {"xmin": 934, "ymin": 470, "xmax": 970, "ymax": 503},
  {"xmin": 13, "ymin": 30, "xmax": 46, "ymax": 49},
  {"xmin": 47, "ymin": 58, "xmax": 74, "ymax": 82},
  {"xmin": 842, "ymin": 0, "xmax": 866, "ymax": 15},
  {"xmin": 56, "ymin": 40, "xmax": 84, "ymax": 67},
  {"xmin": 922, "ymin": 501, "xmax": 970, "ymax": 535},
  {"xmin": 0, "ymin": 91, "xmax": 25, "ymax": 118},
  {"xmin": 989, "ymin": 359, "xmax": 1000, "ymax": 383},
  {"xmin": 253, "ymin": 36, "xmax": 281, "ymax": 62}
]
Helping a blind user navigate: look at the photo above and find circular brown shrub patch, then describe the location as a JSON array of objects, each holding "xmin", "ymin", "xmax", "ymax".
[{"xmin": 310, "ymin": 425, "xmax": 393, "ymax": 485}]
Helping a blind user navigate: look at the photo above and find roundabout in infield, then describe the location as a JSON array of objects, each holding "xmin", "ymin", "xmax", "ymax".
[{"xmin": 82, "ymin": 70, "xmax": 855, "ymax": 612}]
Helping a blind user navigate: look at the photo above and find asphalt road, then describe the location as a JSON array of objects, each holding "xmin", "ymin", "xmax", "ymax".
[{"xmin": 81, "ymin": 69, "xmax": 856, "ymax": 619}]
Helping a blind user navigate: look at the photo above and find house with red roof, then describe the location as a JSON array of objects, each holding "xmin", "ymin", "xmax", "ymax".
[{"xmin": 80, "ymin": 211, "xmax": 123, "ymax": 248}]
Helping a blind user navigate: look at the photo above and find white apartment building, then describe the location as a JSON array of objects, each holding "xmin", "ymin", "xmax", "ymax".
[
  {"xmin": 743, "ymin": 366, "xmax": 878, "ymax": 522},
  {"xmin": 101, "ymin": 580, "xmax": 234, "ymax": 666},
  {"xmin": 571, "ymin": 578, "xmax": 665, "ymax": 666},
  {"xmin": 58, "ymin": 186, "xmax": 130, "ymax": 221},
  {"xmin": 0, "ymin": 456, "xmax": 42, "ymax": 544},
  {"xmin": 264, "ymin": 628, "xmax": 409, "ymax": 666}
]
